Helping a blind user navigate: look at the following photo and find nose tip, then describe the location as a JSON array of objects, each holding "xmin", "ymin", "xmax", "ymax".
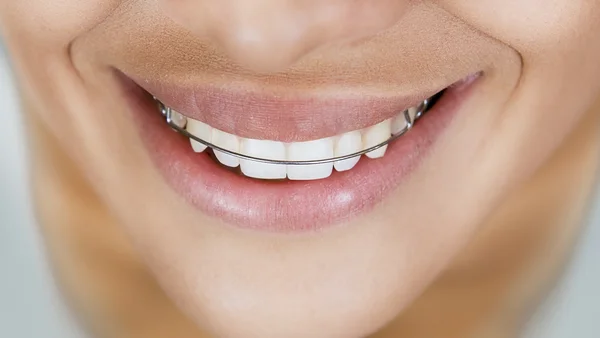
[
  {"xmin": 161, "ymin": 0, "xmax": 408, "ymax": 73},
  {"xmin": 210, "ymin": 13, "xmax": 324, "ymax": 73}
]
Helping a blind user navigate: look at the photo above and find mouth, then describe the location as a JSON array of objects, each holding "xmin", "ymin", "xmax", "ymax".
[{"xmin": 118, "ymin": 72, "xmax": 481, "ymax": 232}]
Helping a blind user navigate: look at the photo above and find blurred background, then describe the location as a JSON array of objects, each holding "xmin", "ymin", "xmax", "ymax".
[
  {"xmin": 0, "ymin": 43, "xmax": 83, "ymax": 338},
  {"xmin": 1, "ymin": 41, "xmax": 599, "ymax": 338}
]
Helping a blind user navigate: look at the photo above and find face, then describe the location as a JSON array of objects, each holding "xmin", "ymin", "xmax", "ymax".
[{"xmin": 2, "ymin": 1, "xmax": 600, "ymax": 337}]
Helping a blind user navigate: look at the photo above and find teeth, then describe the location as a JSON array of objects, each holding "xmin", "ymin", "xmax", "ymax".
[
  {"xmin": 287, "ymin": 138, "xmax": 334, "ymax": 180},
  {"xmin": 170, "ymin": 97, "xmax": 430, "ymax": 180},
  {"xmin": 240, "ymin": 139, "xmax": 287, "ymax": 179},
  {"xmin": 363, "ymin": 119, "xmax": 392, "ymax": 159},
  {"xmin": 212, "ymin": 129, "xmax": 240, "ymax": 167},
  {"xmin": 169, "ymin": 109, "xmax": 188, "ymax": 129},
  {"xmin": 407, "ymin": 106, "xmax": 419, "ymax": 121},
  {"xmin": 391, "ymin": 111, "xmax": 409, "ymax": 135},
  {"xmin": 333, "ymin": 131, "xmax": 362, "ymax": 172},
  {"xmin": 186, "ymin": 119, "xmax": 213, "ymax": 152}
]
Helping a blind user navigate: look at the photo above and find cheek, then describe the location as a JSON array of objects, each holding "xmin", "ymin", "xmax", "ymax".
[
  {"xmin": 441, "ymin": 0, "xmax": 600, "ymax": 50},
  {"xmin": 441, "ymin": 0, "xmax": 600, "ymax": 149},
  {"xmin": 440, "ymin": 0, "xmax": 600, "ymax": 78},
  {"xmin": 0, "ymin": 1, "xmax": 122, "ymax": 156},
  {"xmin": 1, "ymin": 0, "xmax": 121, "ymax": 48}
]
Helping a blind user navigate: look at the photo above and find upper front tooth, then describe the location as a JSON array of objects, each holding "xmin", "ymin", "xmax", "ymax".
[
  {"xmin": 363, "ymin": 119, "xmax": 392, "ymax": 159},
  {"xmin": 287, "ymin": 138, "xmax": 334, "ymax": 180},
  {"xmin": 186, "ymin": 119, "xmax": 213, "ymax": 152},
  {"xmin": 333, "ymin": 131, "xmax": 362, "ymax": 172},
  {"xmin": 240, "ymin": 138, "xmax": 287, "ymax": 179},
  {"xmin": 212, "ymin": 128, "xmax": 240, "ymax": 167}
]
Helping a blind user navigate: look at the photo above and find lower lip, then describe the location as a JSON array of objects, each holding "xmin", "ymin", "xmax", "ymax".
[{"xmin": 122, "ymin": 76, "xmax": 479, "ymax": 232}]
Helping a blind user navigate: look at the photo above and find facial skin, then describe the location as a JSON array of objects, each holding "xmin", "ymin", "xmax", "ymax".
[{"xmin": 2, "ymin": 1, "xmax": 600, "ymax": 337}]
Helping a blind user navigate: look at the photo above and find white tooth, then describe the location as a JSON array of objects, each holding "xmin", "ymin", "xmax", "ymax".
[
  {"xmin": 170, "ymin": 109, "xmax": 188, "ymax": 129},
  {"xmin": 240, "ymin": 139, "xmax": 287, "ymax": 179},
  {"xmin": 408, "ymin": 106, "xmax": 419, "ymax": 121},
  {"xmin": 391, "ymin": 112, "xmax": 408, "ymax": 135},
  {"xmin": 363, "ymin": 119, "xmax": 392, "ymax": 159},
  {"xmin": 333, "ymin": 131, "xmax": 362, "ymax": 172},
  {"xmin": 287, "ymin": 138, "xmax": 334, "ymax": 180},
  {"xmin": 212, "ymin": 129, "xmax": 240, "ymax": 167},
  {"xmin": 185, "ymin": 118, "xmax": 212, "ymax": 152}
]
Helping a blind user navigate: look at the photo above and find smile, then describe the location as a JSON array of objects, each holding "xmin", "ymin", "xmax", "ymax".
[
  {"xmin": 120, "ymin": 72, "xmax": 481, "ymax": 231},
  {"xmin": 157, "ymin": 96, "xmax": 432, "ymax": 180}
]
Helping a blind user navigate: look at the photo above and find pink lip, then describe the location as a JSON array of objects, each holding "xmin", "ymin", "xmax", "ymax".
[
  {"xmin": 120, "ymin": 75, "xmax": 479, "ymax": 232},
  {"xmin": 133, "ymin": 78, "xmax": 445, "ymax": 142}
]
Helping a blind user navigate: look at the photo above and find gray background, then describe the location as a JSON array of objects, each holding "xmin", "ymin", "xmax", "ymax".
[{"xmin": 0, "ymin": 44, "xmax": 598, "ymax": 338}]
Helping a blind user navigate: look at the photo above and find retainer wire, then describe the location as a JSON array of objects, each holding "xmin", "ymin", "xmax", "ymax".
[{"xmin": 160, "ymin": 99, "xmax": 430, "ymax": 166}]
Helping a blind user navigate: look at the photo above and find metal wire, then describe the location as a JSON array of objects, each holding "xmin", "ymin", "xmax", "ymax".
[{"xmin": 159, "ymin": 98, "xmax": 429, "ymax": 165}]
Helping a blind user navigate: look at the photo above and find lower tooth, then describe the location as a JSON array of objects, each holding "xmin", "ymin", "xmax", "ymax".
[{"xmin": 287, "ymin": 138, "xmax": 334, "ymax": 180}]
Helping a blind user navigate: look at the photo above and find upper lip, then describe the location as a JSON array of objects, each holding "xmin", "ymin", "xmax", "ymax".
[{"xmin": 129, "ymin": 74, "xmax": 447, "ymax": 142}]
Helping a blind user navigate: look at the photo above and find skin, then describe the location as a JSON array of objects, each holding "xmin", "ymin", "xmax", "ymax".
[{"xmin": 1, "ymin": 1, "xmax": 600, "ymax": 337}]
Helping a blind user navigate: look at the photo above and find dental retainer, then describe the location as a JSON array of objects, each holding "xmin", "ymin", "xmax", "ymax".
[{"xmin": 158, "ymin": 98, "xmax": 430, "ymax": 165}]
